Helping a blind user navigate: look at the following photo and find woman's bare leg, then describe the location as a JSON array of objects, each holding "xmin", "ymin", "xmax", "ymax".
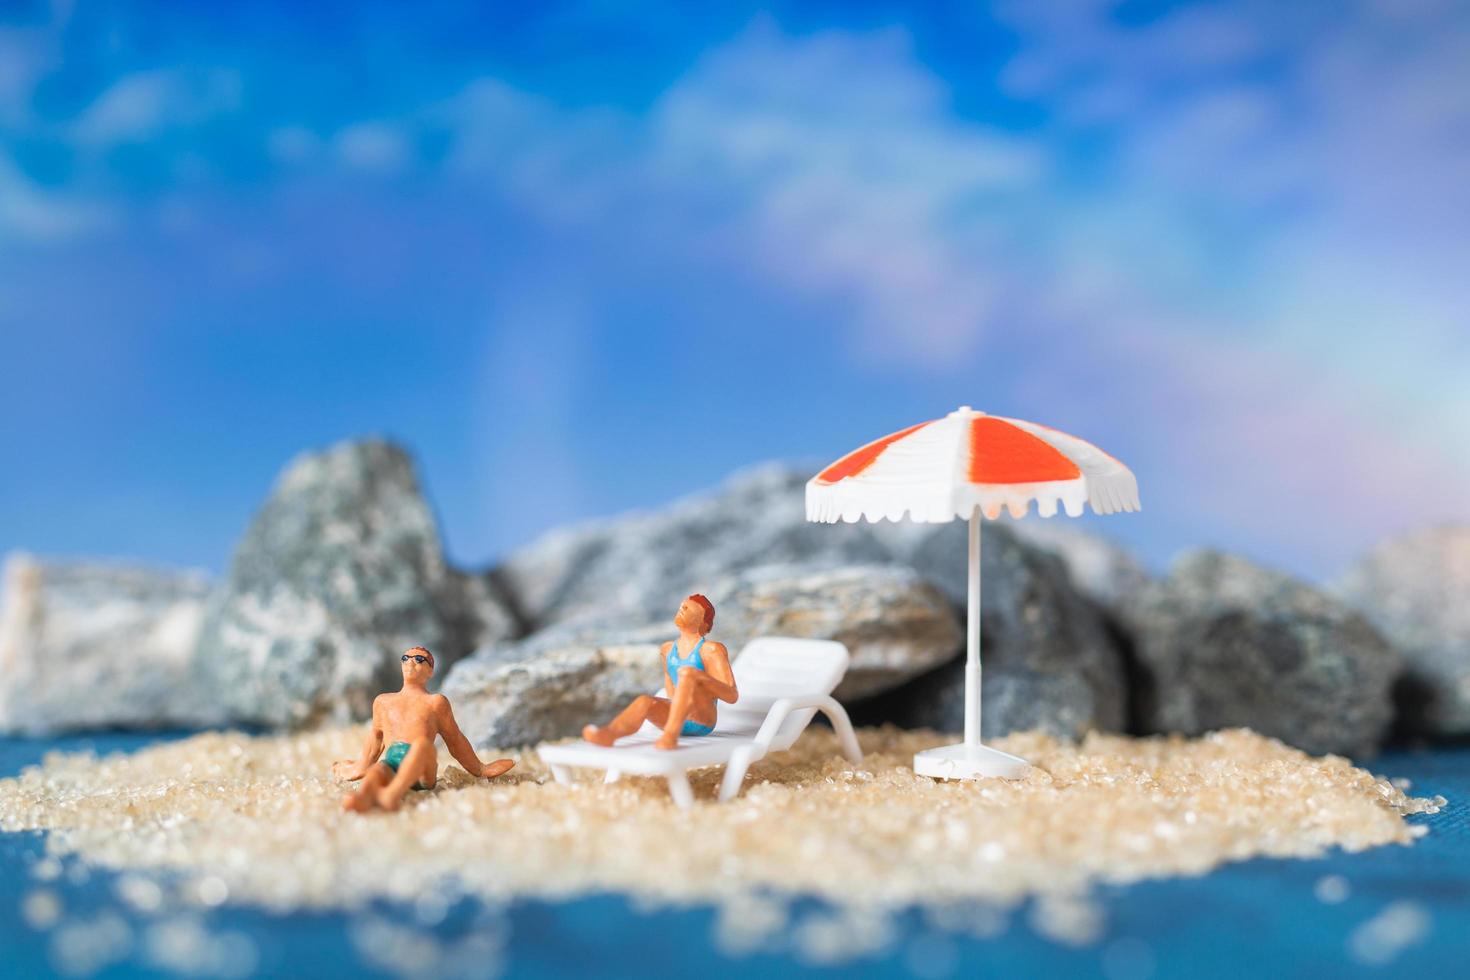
[
  {"xmin": 583, "ymin": 695, "xmax": 671, "ymax": 746},
  {"xmin": 655, "ymin": 674, "xmax": 712, "ymax": 750},
  {"xmin": 375, "ymin": 740, "xmax": 436, "ymax": 811}
]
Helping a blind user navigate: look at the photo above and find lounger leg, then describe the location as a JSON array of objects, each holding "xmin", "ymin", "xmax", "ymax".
[
  {"xmin": 550, "ymin": 764, "xmax": 572, "ymax": 785},
  {"xmin": 718, "ymin": 747, "xmax": 756, "ymax": 803},
  {"xmin": 665, "ymin": 770, "xmax": 695, "ymax": 809},
  {"xmin": 604, "ymin": 769, "xmax": 622, "ymax": 785},
  {"xmin": 818, "ymin": 697, "xmax": 864, "ymax": 764}
]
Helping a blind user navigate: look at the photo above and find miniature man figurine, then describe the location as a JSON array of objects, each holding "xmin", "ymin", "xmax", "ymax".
[
  {"xmin": 332, "ymin": 646, "xmax": 516, "ymax": 813},
  {"xmin": 583, "ymin": 594, "xmax": 738, "ymax": 750}
]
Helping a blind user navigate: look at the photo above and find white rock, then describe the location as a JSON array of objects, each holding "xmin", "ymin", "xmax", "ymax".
[{"xmin": 0, "ymin": 553, "xmax": 211, "ymax": 733}]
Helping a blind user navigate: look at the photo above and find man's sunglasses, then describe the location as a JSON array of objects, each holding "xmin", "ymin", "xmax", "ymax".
[{"xmin": 401, "ymin": 654, "xmax": 430, "ymax": 665}]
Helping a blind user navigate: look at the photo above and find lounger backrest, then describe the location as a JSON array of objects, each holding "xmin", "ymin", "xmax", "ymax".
[{"xmin": 714, "ymin": 637, "xmax": 850, "ymax": 741}]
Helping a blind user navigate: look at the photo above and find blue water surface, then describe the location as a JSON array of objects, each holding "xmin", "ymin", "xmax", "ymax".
[{"xmin": 1, "ymin": 734, "xmax": 1465, "ymax": 979}]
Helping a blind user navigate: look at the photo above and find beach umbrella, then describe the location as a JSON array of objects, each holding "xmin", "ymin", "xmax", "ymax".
[{"xmin": 805, "ymin": 406, "xmax": 1140, "ymax": 780}]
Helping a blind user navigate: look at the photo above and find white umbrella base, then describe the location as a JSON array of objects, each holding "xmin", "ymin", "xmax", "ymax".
[{"xmin": 913, "ymin": 742, "xmax": 1031, "ymax": 781}]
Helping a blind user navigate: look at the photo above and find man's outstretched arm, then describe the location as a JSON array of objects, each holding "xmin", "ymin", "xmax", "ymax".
[
  {"xmin": 434, "ymin": 696, "xmax": 515, "ymax": 778},
  {"xmin": 332, "ymin": 697, "xmax": 386, "ymax": 780}
]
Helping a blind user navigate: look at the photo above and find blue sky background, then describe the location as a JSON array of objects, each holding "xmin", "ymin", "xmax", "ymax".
[{"xmin": 2, "ymin": 0, "xmax": 1467, "ymax": 583}]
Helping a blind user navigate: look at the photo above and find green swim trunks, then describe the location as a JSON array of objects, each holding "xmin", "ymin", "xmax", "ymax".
[
  {"xmin": 379, "ymin": 741, "xmax": 429, "ymax": 790},
  {"xmin": 382, "ymin": 741, "xmax": 411, "ymax": 772}
]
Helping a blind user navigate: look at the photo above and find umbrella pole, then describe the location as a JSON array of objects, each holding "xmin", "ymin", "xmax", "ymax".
[
  {"xmin": 909, "ymin": 508, "xmax": 1029, "ymax": 780},
  {"xmin": 965, "ymin": 510, "xmax": 981, "ymax": 751}
]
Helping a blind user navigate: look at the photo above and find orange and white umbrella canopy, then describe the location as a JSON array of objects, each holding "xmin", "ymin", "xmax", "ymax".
[
  {"xmin": 805, "ymin": 405, "xmax": 1139, "ymax": 783},
  {"xmin": 806, "ymin": 406, "xmax": 1140, "ymax": 525}
]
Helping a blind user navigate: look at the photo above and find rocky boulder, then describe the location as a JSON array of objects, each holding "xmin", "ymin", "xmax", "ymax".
[
  {"xmin": 1338, "ymin": 526, "xmax": 1470, "ymax": 736},
  {"xmin": 851, "ymin": 522, "xmax": 1129, "ymax": 740},
  {"xmin": 0, "ymin": 554, "xmax": 211, "ymax": 733},
  {"xmin": 705, "ymin": 563, "xmax": 960, "ymax": 700},
  {"xmin": 193, "ymin": 439, "xmax": 516, "ymax": 729},
  {"xmin": 1128, "ymin": 550, "xmax": 1400, "ymax": 756},
  {"xmin": 1012, "ymin": 521, "xmax": 1151, "ymax": 616},
  {"xmin": 441, "ymin": 622, "xmax": 668, "ymax": 749},
  {"xmin": 494, "ymin": 464, "xmax": 894, "ymax": 629}
]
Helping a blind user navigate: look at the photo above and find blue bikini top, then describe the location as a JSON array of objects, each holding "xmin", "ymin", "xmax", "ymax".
[{"xmin": 666, "ymin": 635, "xmax": 706, "ymax": 687}]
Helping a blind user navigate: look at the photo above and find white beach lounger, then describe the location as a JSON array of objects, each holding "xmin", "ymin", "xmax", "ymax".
[{"xmin": 536, "ymin": 637, "xmax": 864, "ymax": 808}]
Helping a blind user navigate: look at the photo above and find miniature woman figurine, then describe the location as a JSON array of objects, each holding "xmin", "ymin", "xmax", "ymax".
[
  {"xmin": 582, "ymin": 594, "xmax": 739, "ymax": 750},
  {"xmin": 332, "ymin": 646, "xmax": 516, "ymax": 812}
]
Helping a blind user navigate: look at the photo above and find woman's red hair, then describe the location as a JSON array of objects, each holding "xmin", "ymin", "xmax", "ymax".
[{"xmin": 688, "ymin": 594, "xmax": 715, "ymax": 633}]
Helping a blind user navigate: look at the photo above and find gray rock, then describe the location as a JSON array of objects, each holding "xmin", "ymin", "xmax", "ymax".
[
  {"xmin": 440, "ymin": 568, "xmax": 522, "ymax": 663},
  {"xmin": 441, "ymin": 624, "xmax": 667, "ymax": 748},
  {"xmin": 706, "ymin": 563, "xmax": 961, "ymax": 700},
  {"xmin": 1338, "ymin": 526, "xmax": 1470, "ymax": 736},
  {"xmin": 495, "ymin": 464, "xmax": 894, "ymax": 629},
  {"xmin": 1012, "ymin": 521, "xmax": 1151, "ymax": 615},
  {"xmin": 1129, "ymin": 550, "xmax": 1400, "ymax": 756},
  {"xmin": 0, "ymin": 554, "xmax": 211, "ymax": 733},
  {"xmin": 193, "ymin": 439, "xmax": 515, "ymax": 729},
  {"xmin": 851, "ymin": 522, "xmax": 1129, "ymax": 740},
  {"xmin": 443, "ymin": 561, "xmax": 961, "ymax": 745}
]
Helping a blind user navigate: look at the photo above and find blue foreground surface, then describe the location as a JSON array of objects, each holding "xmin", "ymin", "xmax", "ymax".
[{"xmin": 1, "ymin": 734, "xmax": 1466, "ymax": 979}]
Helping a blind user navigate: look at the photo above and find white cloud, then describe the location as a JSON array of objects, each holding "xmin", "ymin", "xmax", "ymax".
[
  {"xmin": 644, "ymin": 24, "xmax": 1047, "ymax": 365},
  {"xmin": 0, "ymin": 155, "xmax": 113, "ymax": 243},
  {"xmin": 995, "ymin": 0, "xmax": 1470, "ymax": 256},
  {"xmin": 426, "ymin": 23, "xmax": 1048, "ymax": 366},
  {"xmin": 71, "ymin": 68, "xmax": 241, "ymax": 147},
  {"xmin": 428, "ymin": 78, "xmax": 634, "ymax": 225},
  {"xmin": 983, "ymin": 0, "xmax": 1470, "ymax": 534},
  {"xmin": 1, "ymin": 61, "xmax": 239, "ymax": 244},
  {"xmin": 996, "ymin": 0, "xmax": 1274, "ymax": 112},
  {"xmin": 432, "ymin": 79, "xmax": 562, "ymax": 173}
]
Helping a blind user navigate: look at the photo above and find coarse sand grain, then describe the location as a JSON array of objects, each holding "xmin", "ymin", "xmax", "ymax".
[{"xmin": 0, "ymin": 725, "xmax": 1444, "ymax": 962}]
